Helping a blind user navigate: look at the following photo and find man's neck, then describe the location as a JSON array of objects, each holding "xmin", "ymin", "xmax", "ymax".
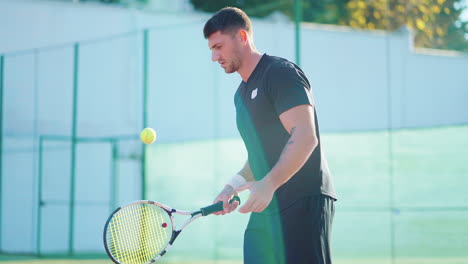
[{"xmin": 238, "ymin": 51, "xmax": 263, "ymax": 82}]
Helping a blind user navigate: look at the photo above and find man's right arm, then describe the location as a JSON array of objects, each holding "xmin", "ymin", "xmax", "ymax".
[
  {"xmin": 236, "ymin": 160, "xmax": 254, "ymax": 183},
  {"xmin": 213, "ymin": 160, "xmax": 252, "ymax": 215}
]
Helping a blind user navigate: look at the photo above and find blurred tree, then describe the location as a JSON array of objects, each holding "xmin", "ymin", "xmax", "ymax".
[
  {"xmin": 189, "ymin": 0, "xmax": 350, "ymax": 21},
  {"xmin": 343, "ymin": 0, "xmax": 468, "ymax": 51},
  {"xmin": 190, "ymin": 0, "xmax": 468, "ymax": 52},
  {"xmin": 94, "ymin": 0, "xmax": 149, "ymax": 4}
]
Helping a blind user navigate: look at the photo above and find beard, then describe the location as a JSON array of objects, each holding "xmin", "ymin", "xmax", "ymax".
[
  {"xmin": 223, "ymin": 46, "xmax": 242, "ymax": 74},
  {"xmin": 224, "ymin": 60, "xmax": 239, "ymax": 73}
]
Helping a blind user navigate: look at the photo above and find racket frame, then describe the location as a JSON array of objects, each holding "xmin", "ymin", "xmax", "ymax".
[{"xmin": 104, "ymin": 200, "xmax": 210, "ymax": 264}]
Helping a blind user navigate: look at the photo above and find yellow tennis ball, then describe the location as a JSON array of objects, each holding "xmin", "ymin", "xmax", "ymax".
[{"xmin": 140, "ymin": 128, "xmax": 157, "ymax": 144}]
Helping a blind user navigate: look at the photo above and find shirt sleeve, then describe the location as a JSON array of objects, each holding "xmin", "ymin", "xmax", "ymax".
[{"xmin": 265, "ymin": 62, "xmax": 315, "ymax": 116}]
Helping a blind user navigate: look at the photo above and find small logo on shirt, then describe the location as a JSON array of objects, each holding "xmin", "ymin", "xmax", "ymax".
[{"xmin": 251, "ymin": 88, "xmax": 258, "ymax": 99}]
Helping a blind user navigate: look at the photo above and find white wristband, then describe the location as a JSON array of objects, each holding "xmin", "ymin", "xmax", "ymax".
[{"xmin": 227, "ymin": 174, "xmax": 247, "ymax": 189}]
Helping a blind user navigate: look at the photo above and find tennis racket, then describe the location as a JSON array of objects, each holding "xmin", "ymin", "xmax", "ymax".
[{"xmin": 103, "ymin": 196, "xmax": 240, "ymax": 264}]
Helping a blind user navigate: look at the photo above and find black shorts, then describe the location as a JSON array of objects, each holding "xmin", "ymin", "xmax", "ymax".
[{"xmin": 243, "ymin": 195, "xmax": 335, "ymax": 264}]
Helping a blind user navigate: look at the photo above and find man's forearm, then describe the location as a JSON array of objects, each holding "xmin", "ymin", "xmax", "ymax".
[
  {"xmin": 238, "ymin": 160, "xmax": 255, "ymax": 182},
  {"xmin": 264, "ymin": 126, "xmax": 317, "ymax": 189},
  {"xmin": 225, "ymin": 160, "xmax": 254, "ymax": 190}
]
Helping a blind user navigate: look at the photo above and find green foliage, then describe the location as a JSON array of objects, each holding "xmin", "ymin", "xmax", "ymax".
[
  {"xmin": 190, "ymin": 0, "xmax": 468, "ymax": 52},
  {"xmin": 189, "ymin": 0, "xmax": 240, "ymax": 13},
  {"xmin": 343, "ymin": 0, "xmax": 468, "ymax": 51},
  {"xmin": 189, "ymin": 0, "xmax": 285, "ymax": 17},
  {"xmin": 98, "ymin": 0, "xmax": 149, "ymax": 4},
  {"xmin": 189, "ymin": 0, "xmax": 350, "ymax": 21}
]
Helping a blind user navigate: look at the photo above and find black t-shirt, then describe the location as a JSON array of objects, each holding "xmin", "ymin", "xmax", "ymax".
[{"xmin": 234, "ymin": 54, "xmax": 336, "ymax": 212}]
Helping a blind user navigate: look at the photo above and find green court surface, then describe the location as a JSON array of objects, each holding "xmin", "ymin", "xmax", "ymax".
[
  {"xmin": 2, "ymin": 256, "xmax": 468, "ymax": 264},
  {"xmin": 2, "ymin": 125, "xmax": 467, "ymax": 264},
  {"xmin": 146, "ymin": 125, "xmax": 468, "ymax": 262}
]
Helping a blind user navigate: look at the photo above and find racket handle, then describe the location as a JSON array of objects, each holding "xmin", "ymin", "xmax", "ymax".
[{"xmin": 200, "ymin": 196, "xmax": 241, "ymax": 216}]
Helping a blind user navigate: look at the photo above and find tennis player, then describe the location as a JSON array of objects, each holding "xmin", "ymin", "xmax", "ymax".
[{"xmin": 204, "ymin": 7, "xmax": 337, "ymax": 264}]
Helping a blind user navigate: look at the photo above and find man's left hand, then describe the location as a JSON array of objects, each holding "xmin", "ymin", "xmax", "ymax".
[{"xmin": 235, "ymin": 177, "xmax": 276, "ymax": 213}]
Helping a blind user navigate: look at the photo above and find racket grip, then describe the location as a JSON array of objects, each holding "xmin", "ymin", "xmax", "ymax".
[{"xmin": 200, "ymin": 196, "xmax": 241, "ymax": 216}]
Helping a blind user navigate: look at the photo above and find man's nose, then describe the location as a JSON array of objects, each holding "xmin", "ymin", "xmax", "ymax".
[{"xmin": 211, "ymin": 51, "xmax": 219, "ymax": 62}]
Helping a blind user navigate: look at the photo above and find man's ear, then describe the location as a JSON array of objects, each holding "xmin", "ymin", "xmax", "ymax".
[{"xmin": 239, "ymin": 29, "xmax": 248, "ymax": 44}]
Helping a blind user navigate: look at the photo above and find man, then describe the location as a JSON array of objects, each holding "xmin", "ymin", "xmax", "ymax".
[{"xmin": 203, "ymin": 7, "xmax": 337, "ymax": 264}]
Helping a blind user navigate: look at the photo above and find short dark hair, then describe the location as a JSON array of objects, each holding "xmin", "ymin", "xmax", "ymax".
[{"xmin": 203, "ymin": 7, "xmax": 252, "ymax": 39}]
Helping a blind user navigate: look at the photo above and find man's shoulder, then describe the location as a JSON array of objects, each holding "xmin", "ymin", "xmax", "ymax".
[
  {"xmin": 263, "ymin": 55, "xmax": 301, "ymax": 78},
  {"xmin": 264, "ymin": 55, "xmax": 294, "ymax": 69},
  {"xmin": 265, "ymin": 55, "xmax": 295, "ymax": 76}
]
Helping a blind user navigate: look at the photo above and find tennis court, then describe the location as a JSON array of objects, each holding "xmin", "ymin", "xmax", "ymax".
[
  {"xmin": 1, "ymin": 0, "xmax": 467, "ymax": 263},
  {"xmin": 146, "ymin": 125, "xmax": 468, "ymax": 264},
  {"xmin": 3, "ymin": 126, "xmax": 467, "ymax": 262},
  {"xmin": 2, "ymin": 256, "xmax": 468, "ymax": 264}
]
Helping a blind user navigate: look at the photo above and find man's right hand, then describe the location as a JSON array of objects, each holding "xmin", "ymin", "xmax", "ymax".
[{"xmin": 212, "ymin": 185, "xmax": 239, "ymax": 215}]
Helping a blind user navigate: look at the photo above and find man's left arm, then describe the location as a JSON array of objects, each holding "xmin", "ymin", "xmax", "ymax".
[{"xmin": 236, "ymin": 104, "xmax": 318, "ymax": 213}]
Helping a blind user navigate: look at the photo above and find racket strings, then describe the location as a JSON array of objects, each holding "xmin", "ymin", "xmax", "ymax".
[{"xmin": 106, "ymin": 203, "xmax": 173, "ymax": 264}]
